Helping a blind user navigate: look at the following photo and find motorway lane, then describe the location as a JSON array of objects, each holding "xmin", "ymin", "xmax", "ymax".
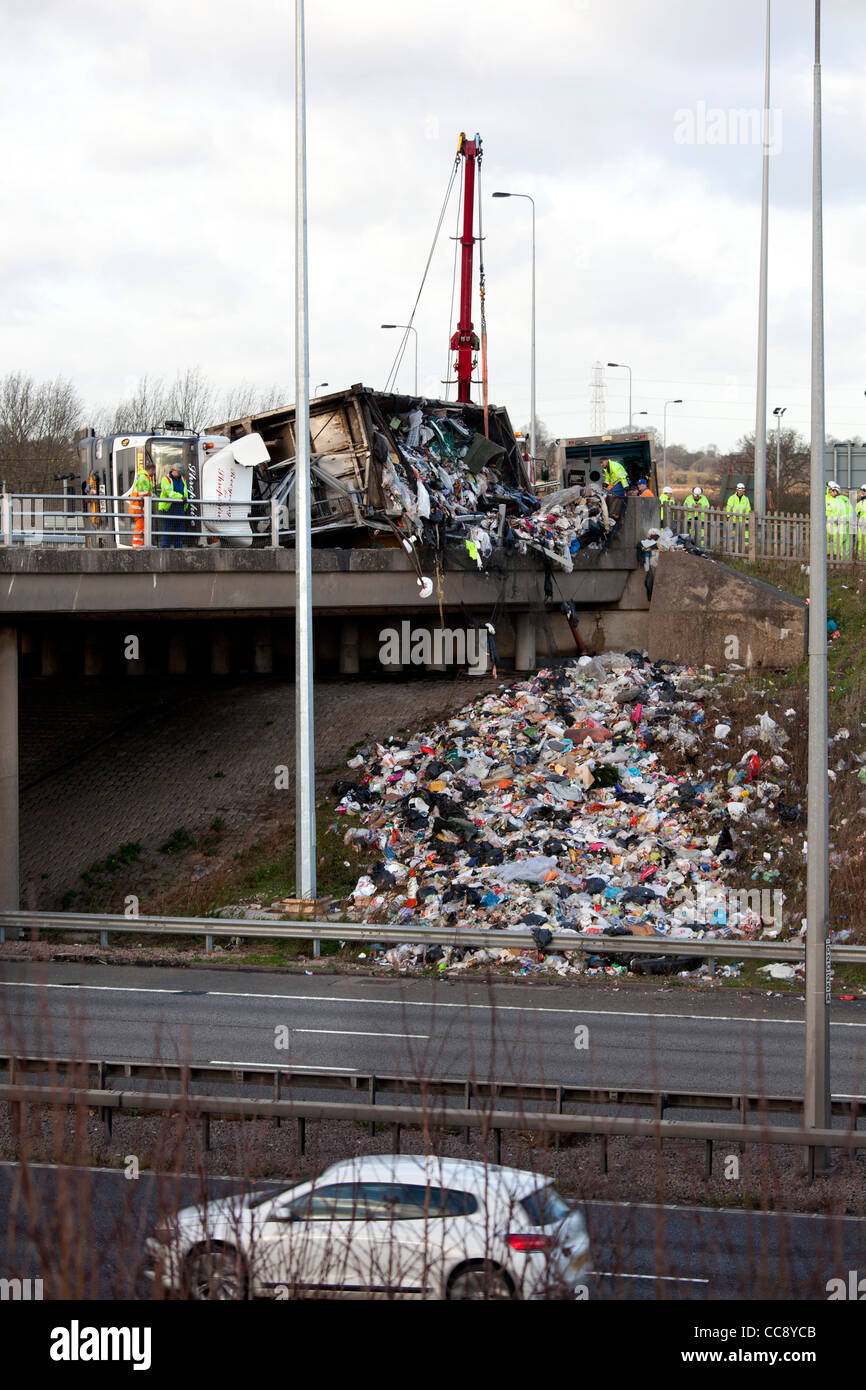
[
  {"xmin": 2, "ymin": 962, "xmax": 866, "ymax": 1097},
  {"xmin": 1, "ymin": 1162, "xmax": 863, "ymax": 1301}
]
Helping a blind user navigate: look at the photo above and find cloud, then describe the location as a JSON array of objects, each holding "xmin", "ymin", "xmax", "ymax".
[{"xmin": 0, "ymin": 0, "xmax": 863, "ymax": 450}]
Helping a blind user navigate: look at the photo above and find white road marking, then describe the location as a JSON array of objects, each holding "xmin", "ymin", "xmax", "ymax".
[
  {"xmin": 209, "ymin": 1060, "xmax": 360, "ymax": 1073},
  {"xmin": 2, "ymin": 979, "xmax": 865, "ymax": 1029},
  {"xmin": 592, "ymin": 1271, "xmax": 710, "ymax": 1284},
  {"xmin": 294, "ymin": 1029, "xmax": 428, "ymax": 1039}
]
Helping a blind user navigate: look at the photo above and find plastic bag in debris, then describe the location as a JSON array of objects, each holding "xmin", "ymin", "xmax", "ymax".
[
  {"xmin": 495, "ymin": 856, "xmax": 560, "ymax": 883},
  {"xmin": 758, "ymin": 963, "xmax": 798, "ymax": 981}
]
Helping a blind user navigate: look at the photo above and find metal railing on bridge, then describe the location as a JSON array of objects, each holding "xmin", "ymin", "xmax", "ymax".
[
  {"xmin": 0, "ymin": 490, "xmax": 360, "ymax": 549},
  {"xmin": 663, "ymin": 503, "xmax": 864, "ymax": 565}
]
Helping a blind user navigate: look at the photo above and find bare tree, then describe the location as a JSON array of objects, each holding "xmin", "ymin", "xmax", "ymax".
[
  {"xmin": 166, "ymin": 367, "xmax": 218, "ymax": 433},
  {"xmin": 216, "ymin": 380, "xmax": 286, "ymax": 425},
  {"xmin": 723, "ymin": 429, "xmax": 810, "ymax": 507},
  {"xmin": 0, "ymin": 372, "xmax": 83, "ymax": 491}
]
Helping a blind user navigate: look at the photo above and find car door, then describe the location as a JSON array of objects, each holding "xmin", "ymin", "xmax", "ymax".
[
  {"xmin": 256, "ymin": 1183, "xmax": 369, "ymax": 1297},
  {"xmin": 348, "ymin": 1183, "xmax": 477, "ymax": 1298}
]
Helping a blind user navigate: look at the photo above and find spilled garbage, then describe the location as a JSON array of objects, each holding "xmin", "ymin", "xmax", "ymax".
[
  {"xmin": 378, "ymin": 401, "xmax": 616, "ymax": 576},
  {"xmin": 332, "ymin": 651, "xmax": 805, "ymax": 980}
]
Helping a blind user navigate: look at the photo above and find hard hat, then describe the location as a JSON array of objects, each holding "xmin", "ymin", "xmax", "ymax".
[
  {"xmin": 736, "ymin": 483, "xmax": 745, "ymax": 492},
  {"xmin": 637, "ymin": 478, "xmax": 647, "ymax": 488},
  {"xmin": 662, "ymin": 486, "xmax": 673, "ymax": 495},
  {"xmin": 693, "ymin": 486, "xmax": 702, "ymax": 496},
  {"xmin": 828, "ymin": 480, "xmax": 840, "ymax": 491},
  {"xmin": 859, "ymin": 485, "xmax": 866, "ymax": 494}
]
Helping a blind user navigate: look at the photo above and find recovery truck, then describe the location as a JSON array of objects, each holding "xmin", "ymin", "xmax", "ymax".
[{"xmin": 547, "ymin": 431, "xmax": 657, "ymax": 493}]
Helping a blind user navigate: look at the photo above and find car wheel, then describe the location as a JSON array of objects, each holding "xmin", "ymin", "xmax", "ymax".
[
  {"xmin": 447, "ymin": 1263, "xmax": 515, "ymax": 1301},
  {"xmin": 184, "ymin": 1246, "xmax": 248, "ymax": 1301}
]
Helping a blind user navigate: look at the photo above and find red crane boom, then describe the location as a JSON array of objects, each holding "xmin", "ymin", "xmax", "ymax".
[{"xmin": 450, "ymin": 132, "xmax": 481, "ymax": 404}]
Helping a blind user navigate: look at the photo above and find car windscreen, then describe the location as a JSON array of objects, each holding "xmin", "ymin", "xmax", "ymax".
[
  {"xmin": 519, "ymin": 1185, "xmax": 572, "ymax": 1227},
  {"xmin": 148, "ymin": 438, "xmax": 193, "ymax": 486}
]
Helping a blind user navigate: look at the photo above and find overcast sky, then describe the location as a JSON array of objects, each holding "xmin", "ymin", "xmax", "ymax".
[{"xmin": 3, "ymin": 0, "xmax": 865, "ymax": 451}]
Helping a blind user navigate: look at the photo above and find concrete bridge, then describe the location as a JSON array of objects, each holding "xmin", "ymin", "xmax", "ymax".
[{"xmin": 0, "ymin": 497, "xmax": 808, "ymax": 914}]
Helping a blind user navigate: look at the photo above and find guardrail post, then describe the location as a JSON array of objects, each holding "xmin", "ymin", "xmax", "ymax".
[
  {"xmin": 705, "ymin": 1138, "xmax": 713, "ymax": 1179},
  {"xmin": 494, "ymin": 1128, "xmax": 501, "ymax": 1165},
  {"xmin": 297, "ymin": 1116, "xmax": 306, "ymax": 1155},
  {"xmin": 98, "ymin": 1061, "xmax": 111, "ymax": 1136},
  {"xmin": 205, "ymin": 933, "xmax": 214, "ymax": 953},
  {"xmin": 270, "ymin": 497, "xmax": 279, "ymax": 548},
  {"xmin": 100, "ymin": 930, "xmax": 108, "ymax": 949},
  {"xmin": 392, "ymin": 1122, "xmax": 401, "ymax": 1153},
  {"xmin": 1, "ymin": 494, "xmax": 11, "ymax": 546},
  {"xmin": 143, "ymin": 496, "xmax": 152, "ymax": 548},
  {"xmin": 368, "ymin": 1075, "xmax": 376, "ymax": 1137},
  {"xmin": 600, "ymin": 1134, "xmax": 608, "ymax": 1173},
  {"xmin": 273, "ymin": 1073, "xmax": 281, "ymax": 1129},
  {"xmin": 202, "ymin": 1112, "xmax": 211, "ymax": 1151}
]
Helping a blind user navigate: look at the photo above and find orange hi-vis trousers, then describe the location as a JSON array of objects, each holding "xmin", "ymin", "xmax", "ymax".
[{"xmin": 129, "ymin": 495, "xmax": 145, "ymax": 548}]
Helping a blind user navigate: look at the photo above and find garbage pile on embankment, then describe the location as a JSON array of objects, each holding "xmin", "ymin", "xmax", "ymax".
[{"xmin": 333, "ymin": 651, "xmax": 804, "ymax": 980}]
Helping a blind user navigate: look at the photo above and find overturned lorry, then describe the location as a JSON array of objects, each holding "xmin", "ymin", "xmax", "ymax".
[
  {"xmin": 208, "ymin": 384, "xmax": 618, "ymax": 575},
  {"xmin": 209, "ymin": 383, "xmax": 529, "ymax": 535}
]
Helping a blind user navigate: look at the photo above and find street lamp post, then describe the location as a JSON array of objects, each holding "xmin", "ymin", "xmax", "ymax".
[
  {"xmin": 493, "ymin": 191, "xmax": 536, "ymax": 477},
  {"xmin": 663, "ymin": 399, "xmax": 682, "ymax": 489},
  {"xmin": 772, "ymin": 405, "xmax": 787, "ymax": 504},
  {"xmin": 805, "ymin": 0, "xmax": 830, "ymax": 1175},
  {"xmin": 294, "ymin": 0, "xmax": 316, "ymax": 913},
  {"xmin": 607, "ymin": 363, "xmax": 633, "ymax": 429},
  {"xmin": 381, "ymin": 325, "xmax": 418, "ymax": 395},
  {"xmin": 754, "ymin": 0, "xmax": 772, "ymax": 515}
]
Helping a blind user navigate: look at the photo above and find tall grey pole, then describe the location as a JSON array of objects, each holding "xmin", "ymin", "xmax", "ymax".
[
  {"xmin": 294, "ymin": 0, "xmax": 316, "ymax": 903},
  {"xmin": 529, "ymin": 196, "xmax": 536, "ymax": 479},
  {"xmin": 0, "ymin": 627, "xmax": 19, "ymax": 911},
  {"xmin": 754, "ymin": 0, "xmax": 771, "ymax": 515},
  {"xmin": 805, "ymin": 0, "xmax": 830, "ymax": 1172},
  {"xmin": 380, "ymin": 324, "xmax": 418, "ymax": 395}
]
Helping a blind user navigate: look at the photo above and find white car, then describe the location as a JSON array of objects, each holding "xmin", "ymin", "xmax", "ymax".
[{"xmin": 147, "ymin": 1155, "xmax": 591, "ymax": 1300}]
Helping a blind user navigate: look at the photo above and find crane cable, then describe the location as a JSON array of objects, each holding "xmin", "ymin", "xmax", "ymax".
[
  {"xmin": 384, "ymin": 153, "xmax": 461, "ymax": 396},
  {"xmin": 476, "ymin": 149, "xmax": 489, "ymax": 435}
]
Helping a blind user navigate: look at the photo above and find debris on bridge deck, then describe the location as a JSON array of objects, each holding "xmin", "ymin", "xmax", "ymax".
[
  {"xmin": 211, "ymin": 386, "xmax": 617, "ymax": 582},
  {"xmin": 376, "ymin": 403, "xmax": 615, "ymax": 576},
  {"xmin": 333, "ymin": 650, "xmax": 807, "ymax": 980}
]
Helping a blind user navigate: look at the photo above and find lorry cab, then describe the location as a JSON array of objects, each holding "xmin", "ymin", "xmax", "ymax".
[
  {"xmin": 76, "ymin": 423, "xmax": 257, "ymax": 547},
  {"xmin": 77, "ymin": 424, "xmax": 198, "ymax": 547}
]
